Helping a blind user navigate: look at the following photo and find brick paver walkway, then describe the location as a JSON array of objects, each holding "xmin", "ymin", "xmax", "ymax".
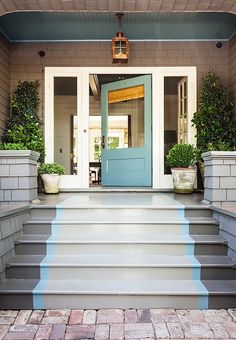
[{"xmin": 0, "ymin": 309, "xmax": 236, "ymax": 339}]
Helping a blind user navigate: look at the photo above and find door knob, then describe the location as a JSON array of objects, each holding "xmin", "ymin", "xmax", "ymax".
[{"xmin": 83, "ymin": 129, "xmax": 87, "ymax": 133}]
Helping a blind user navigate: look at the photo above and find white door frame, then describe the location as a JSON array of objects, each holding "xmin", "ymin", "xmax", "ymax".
[{"xmin": 44, "ymin": 66, "xmax": 196, "ymax": 189}]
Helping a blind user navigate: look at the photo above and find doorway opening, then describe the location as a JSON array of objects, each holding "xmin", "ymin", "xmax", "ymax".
[{"xmin": 88, "ymin": 73, "xmax": 152, "ymax": 187}]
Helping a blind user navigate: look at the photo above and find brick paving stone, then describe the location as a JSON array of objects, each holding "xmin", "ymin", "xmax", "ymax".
[
  {"xmin": 83, "ymin": 310, "xmax": 97, "ymax": 324},
  {"xmin": 137, "ymin": 309, "xmax": 151, "ymax": 323},
  {"xmin": 0, "ymin": 311, "xmax": 18, "ymax": 318},
  {"xmin": 28, "ymin": 310, "xmax": 45, "ymax": 325},
  {"xmin": 97, "ymin": 309, "xmax": 124, "ymax": 324},
  {"xmin": 9, "ymin": 324, "xmax": 38, "ymax": 333},
  {"xmin": 223, "ymin": 320, "xmax": 236, "ymax": 338},
  {"xmin": 125, "ymin": 310, "xmax": 138, "ymax": 324},
  {"xmin": 150, "ymin": 309, "xmax": 178, "ymax": 323},
  {"xmin": 66, "ymin": 324, "xmax": 96, "ymax": 339},
  {"xmin": 208, "ymin": 321, "xmax": 229, "ymax": 338},
  {"xmin": 110, "ymin": 323, "xmax": 124, "ymax": 339},
  {"xmin": 0, "ymin": 317, "xmax": 15, "ymax": 325},
  {"xmin": 152, "ymin": 322, "xmax": 169, "ymax": 338},
  {"xmin": 203, "ymin": 309, "xmax": 232, "ymax": 323},
  {"xmin": 228, "ymin": 308, "xmax": 236, "ymax": 322},
  {"xmin": 94, "ymin": 324, "xmax": 109, "ymax": 339},
  {"xmin": 182, "ymin": 322, "xmax": 214, "ymax": 338},
  {"xmin": 167, "ymin": 322, "xmax": 184, "ymax": 338},
  {"xmin": 69, "ymin": 310, "xmax": 84, "ymax": 324},
  {"xmin": 50, "ymin": 323, "xmax": 66, "ymax": 339},
  {"xmin": 4, "ymin": 332, "xmax": 35, "ymax": 339},
  {"xmin": 45, "ymin": 309, "xmax": 71, "ymax": 318},
  {"xmin": 177, "ymin": 310, "xmax": 206, "ymax": 324},
  {"xmin": 14, "ymin": 310, "xmax": 32, "ymax": 325},
  {"xmin": 125, "ymin": 323, "xmax": 155, "ymax": 339},
  {"xmin": 35, "ymin": 324, "xmax": 53, "ymax": 340},
  {"xmin": 0, "ymin": 325, "xmax": 9, "ymax": 340},
  {"xmin": 42, "ymin": 310, "xmax": 70, "ymax": 325}
]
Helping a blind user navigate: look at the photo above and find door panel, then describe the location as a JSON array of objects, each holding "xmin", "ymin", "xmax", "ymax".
[{"xmin": 101, "ymin": 75, "xmax": 152, "ymax": 186}]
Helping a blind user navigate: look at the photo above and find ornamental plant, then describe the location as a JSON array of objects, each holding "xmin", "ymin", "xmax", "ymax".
[
  {"xmin": 1, "ymin": 80, "xmax": 45, "ymax": 162},
  {"xmin": 192, "ymin": 71, "xmax": 236, "ymax": 153},
  {"xmin": 38, "ymin": 163, "xmax": 65, "ymax": 175},
  {"xmin": 0, "ymin": 143, "xmax": 27, "ymax": 150},
  {"xmin": 166, "ymin": 144, "xmax": 199, "ymax": 168}
]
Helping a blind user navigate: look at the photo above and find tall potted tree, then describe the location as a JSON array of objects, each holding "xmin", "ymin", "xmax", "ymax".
[
  {"xmin": 192, "ymin": 71, "xmax": 236, "ymax": 155},
  {"xmin": 1, "ymin": 80, "xmax": 45, "ymax": 162}
]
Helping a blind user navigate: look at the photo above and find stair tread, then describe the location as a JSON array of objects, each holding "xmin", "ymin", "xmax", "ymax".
[
  {"xmin": 25, "ymin": 216, "xmax": 218, "ymax": 224},
  {"xmin": 0, "ymin": 279, "xmax": 236, "ymax": 295},
  {"xmin": 16, "ymin": 234, "xmax": 225, "ymax": 244},
  {"xmin": 7, "ymin": 255, "xmax": 235, "ymax": 267}
]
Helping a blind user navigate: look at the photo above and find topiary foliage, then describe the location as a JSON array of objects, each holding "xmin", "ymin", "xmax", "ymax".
[
  {"xmin": 166, "ymin": 144, "xmax": 199, "ymax": 168},
  {"xmin": 2, "ymin": 80, "xmax": 45, "ymax": 162},
  {"xmin": 38, "ymin": 163, "xmax": 65, "ymax": 175},
  {"xmin": 192, "ymin": 71, "xmax": 236, "ymax": 153}
]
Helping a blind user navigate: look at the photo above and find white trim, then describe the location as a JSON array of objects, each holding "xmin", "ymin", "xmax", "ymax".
[
  {"xmin": 44, "ymin": 66, "xmax": 197, "ymax": 190},
  {"xmin": 9, "ymin": 39, "xmax": 229, "ymax": 43}
]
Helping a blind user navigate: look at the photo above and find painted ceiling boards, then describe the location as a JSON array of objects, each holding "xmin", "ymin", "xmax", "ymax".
[
  {"xmin": 0, "ymin": 11, "xmax": 235, "ymax": 41},
  {"xmin": 0, "ymin": 0, "xmax": 236, "ymax": 14}
]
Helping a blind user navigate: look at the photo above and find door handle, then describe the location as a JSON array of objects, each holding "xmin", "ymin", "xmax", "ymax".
[{"xmin": 101, "ymin": 135, "xmax": 105, "ymax": 149}]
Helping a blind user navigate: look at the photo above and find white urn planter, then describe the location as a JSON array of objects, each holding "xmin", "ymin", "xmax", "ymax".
[
  {"xmin": 41, "ymin": 174, "xmax": 61, "ymax": 194},
  {"xmin": 171, "ymin": 167, "xmax": 197, "ymax": 194}
]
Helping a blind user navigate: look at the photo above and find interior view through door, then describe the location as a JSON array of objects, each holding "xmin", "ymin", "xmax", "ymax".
[{"xmin": 89, "ymin": 74, "xmax": 152, "ymax": 187}]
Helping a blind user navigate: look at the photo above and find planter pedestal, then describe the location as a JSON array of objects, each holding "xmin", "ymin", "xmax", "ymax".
[
  {"xmin": 0, "ymin": 150, "xmax": 39, "ymax": 205},
  {"xmin": 202, "ymin": 151, "xmax": 236, "ymax": 207}
]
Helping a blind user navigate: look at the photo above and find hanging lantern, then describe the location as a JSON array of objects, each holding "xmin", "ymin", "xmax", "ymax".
[{"xmin": 112, "ymin": 13, "xmax": 129, "ymax": 64}]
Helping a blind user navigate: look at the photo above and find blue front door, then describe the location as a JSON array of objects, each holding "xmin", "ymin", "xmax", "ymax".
[{"xmin": 101, "ymin": 75, "xmax": 152, "ymax": 186}]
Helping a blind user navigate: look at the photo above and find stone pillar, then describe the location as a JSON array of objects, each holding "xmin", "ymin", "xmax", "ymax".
[
  {"xmin": 202, "ymin": 151, "xmax": 236, "ymax": 207},
  {"xmin": 0, "ymin": 150, "xmax": 39, "ymax": 205}
]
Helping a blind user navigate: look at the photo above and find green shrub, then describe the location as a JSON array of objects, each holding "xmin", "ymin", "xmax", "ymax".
[
  {"xmin": 192, "ymin": 72, "xmax": 236, "ymax": 153},
  {"xmin": 2, "ymin": 80, "xmax": 45, "ymax": 162},
  {"xmin": 166, "ymin": 144, "xmax": 199, "ymax": 168},
  {"xmin": 0, "ymin": 143, "xmax": 27, "ymax": 150},
  {"xmin": 38, "ymin": 163, "xmax": 65, "ymax": 175}
]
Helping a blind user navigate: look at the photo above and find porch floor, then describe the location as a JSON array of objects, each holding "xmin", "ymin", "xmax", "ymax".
[{"xmin": 36, "ymin": 191, "xmax": 205, "ymax": 208}]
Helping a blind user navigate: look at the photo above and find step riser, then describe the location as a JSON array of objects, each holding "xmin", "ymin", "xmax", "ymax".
[
  {"xmin": 15, "ymin": 243, "xmax": 227, "ymax": 256},
  {"xmin": 6, "ymin": 266, "xmax": 236, "ymax": 280},
  {"xmin": 30, "ymin": 207, "xmax": 211, "ymax": 221},
  {"xmin": 23, "ymin": 223, "xmax": 219, "ymax": 236}
]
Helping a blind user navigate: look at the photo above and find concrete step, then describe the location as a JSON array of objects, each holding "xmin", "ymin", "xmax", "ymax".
[
  {"xmin": 23, "ymin": 218, "xmax": 219, "ymax": 236},
  {"xmin": 14, "ymin": 235, "xmax": 227, "ymax": 256},
  {"xmin": 30, "ymin": 205, "xmax": 212, "ymax": 221},
  {"xmin": 0, "ymin": 279, "xmax": 236, "ymax": 309},
  {"xmin": 6, "ymin": 255, "xmax": 236, "ymax": 280}
]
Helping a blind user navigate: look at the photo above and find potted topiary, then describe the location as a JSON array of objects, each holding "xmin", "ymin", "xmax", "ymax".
[
  {"xmin": 166, "ymin": 144, "xmax": 199, "ymax": 194},
  {"xmin": 38, "ymin": 163, "xmax": 65, "ymax": 194}
]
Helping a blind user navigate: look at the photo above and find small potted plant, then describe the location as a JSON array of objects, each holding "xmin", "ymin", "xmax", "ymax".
[
  {"xmin": 166, "ymin": 144, "xmax": 199, "ymax": 194},
  {"xmin": 38, "ymin": 163, "xmax": 65, "ymax": 194}
]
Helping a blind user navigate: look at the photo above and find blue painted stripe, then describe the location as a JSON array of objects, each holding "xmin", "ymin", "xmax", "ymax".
[{"xmin": 33, "ymin": 205, "xmax": 64, "ymax": 308}]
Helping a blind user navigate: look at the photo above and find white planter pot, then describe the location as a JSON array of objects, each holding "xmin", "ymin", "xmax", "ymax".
[
  {"xmin": 41, "ymin": 174, "xmax": 61, "ymax": 194},
  {"xmin": 171, "ymin": 167, "xmax": 197, "ymax": 194}
]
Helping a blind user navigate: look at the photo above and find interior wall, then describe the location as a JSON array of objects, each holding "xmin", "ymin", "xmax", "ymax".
[
  {"xmin": 10, "ymin": 40, "xmax": 230, "ymax": 124},
  {"xmin": 0, "ymin": 34, "xmax": 10, "ymax": 136},
  {"xmin": 54, "ymin": 95, "xmax": 76, "ymax": 174},
  {"xmin": 229, "ymin": 33, "xmax": 236, "ymax": 123}
]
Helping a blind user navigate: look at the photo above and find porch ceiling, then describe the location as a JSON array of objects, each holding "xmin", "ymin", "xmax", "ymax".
[
  {"xmin": 0, "ymin": 0, "xmax": 236, "ymax": 15},
  {"xmin": 0, "ymin": 11, "xmax": 235, "ymax": 41}
]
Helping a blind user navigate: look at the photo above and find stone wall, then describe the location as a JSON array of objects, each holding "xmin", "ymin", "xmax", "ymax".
[
  {"xmin": 0, "ymin": 205, "xmax": 29, "ymax": 281},
  {"xmin": 0, "ymin": 150, "xmax": 39, "ymax": 205},
  {"xmin": 203, "ymin": 151, "xmax": 236, "ymax": 207},
  {"xmin": 0, "ymin": 34, "xmax": 10, "ymax": 135},
  {"xmin": 213, "ymin": 207, "xmax": 236, "ymax": 261},
  {"xmin": 10, "ymin": 40, "xmax": 230, "ymax": 121}
]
